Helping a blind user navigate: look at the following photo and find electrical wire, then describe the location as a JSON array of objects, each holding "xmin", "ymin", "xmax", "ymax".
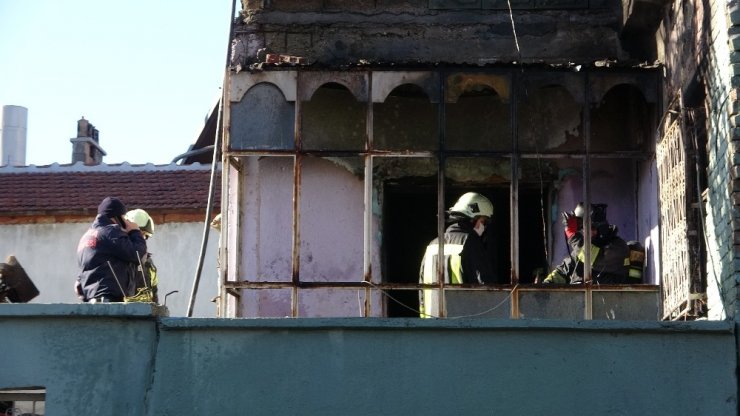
[{"xmin": 361, "ymin": 281, "xmax": 519, "ymax": 319}]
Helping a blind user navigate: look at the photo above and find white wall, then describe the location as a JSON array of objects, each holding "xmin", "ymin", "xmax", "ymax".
[{"xmin": 0, "ymin": 221, "xmax": 219, "ymax": 317}]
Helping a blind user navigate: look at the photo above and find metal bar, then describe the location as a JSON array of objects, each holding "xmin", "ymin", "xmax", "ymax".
[
  {"xmin": 224, "ymin": 149, "xmax": 651, "ymax": 159},
  {"xmin": 583, "ymin": 71, "xmax": 593, "ymax": 319},
  {"xmin": 437, "ymin": 69, "xmax": 447, "ymax": 318},
  {"xmin": 291, "ymin": 158, "xmax": 302, "ymax": 317},
  {"xmin": 363, "ymin": 71, "xmax": 374, "ymax": 317},
  {"xmin": 291, "ymin": 77, "xmax": 304, "ymax": 318},
  {"xmin": 511, "ymin": 71, "xmax": 520, "ymax": 287},
  {"xmin": 223, "ymin": 280, "xmax": 660, "ymax": 291}
]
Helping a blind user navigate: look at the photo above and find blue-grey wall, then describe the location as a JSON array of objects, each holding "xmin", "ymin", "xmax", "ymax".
[{"xmin": 0, "ymin": 304, "xmax": 737, "ymax": 415}]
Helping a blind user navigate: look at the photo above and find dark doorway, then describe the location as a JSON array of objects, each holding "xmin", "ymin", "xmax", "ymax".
[{"xmin": 383, "ymin": 182, "xmax": 538, "ymax": 317}]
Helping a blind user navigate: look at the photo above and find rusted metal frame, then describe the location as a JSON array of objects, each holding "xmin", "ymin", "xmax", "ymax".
[
  {"xmin": 676, "ymin": 89, "xmax": 694, "ymax": 318},
  {"xmin": 227, "ymin": 149, "xmax": 436, "ymax": 158},
  {"xmin": 583, "ymin": 71, "xmax": 593, "ymax": 320},
  {"xmin": 510, "ymin": 71, "xmax": 521, "ymax": 318},
  {"xmin": 226, "ymin": 149, "xmax": 651, "ymax": 159},
  {"xmin": 437, "ymin": 69, "xmax": 448, "ymax": 318},
  {"xmin": 224, "ymin": 280, "xmax": 659, "ymax": 291},
  {"xmin": 363, "ymin": 71, "xmax": 373, "ymax": 317},
  {"xmin": 518, "ymin": 152, "xmax": 651, "ymax": 159},
  {"xmin": 291, "ymin": 92, "xmax": 303, "ymax": 318},
  {"xmin": 234, "ymin": 157, "xmax": 245, "ymax": 318}
]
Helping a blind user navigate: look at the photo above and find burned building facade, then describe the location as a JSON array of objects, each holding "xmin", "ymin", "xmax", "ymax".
[{"xmin": 217, "ymin": 0, "xmax": 735, "ymax": 321}]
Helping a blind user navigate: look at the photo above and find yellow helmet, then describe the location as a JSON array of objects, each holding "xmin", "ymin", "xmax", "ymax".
[{"xmin": 125, "ymin": 209, "xmax": 154, "ymax": 237}]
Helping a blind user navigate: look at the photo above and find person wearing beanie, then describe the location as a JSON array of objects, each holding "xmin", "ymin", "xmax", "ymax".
[{"xmin": 74, "ymin": 197, "xmax": 148, "ymax": 302}]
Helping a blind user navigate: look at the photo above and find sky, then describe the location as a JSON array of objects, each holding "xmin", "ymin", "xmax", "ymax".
[{"xmin": 0, "ymin": 0, "xmax": 234, "ymax": 165}]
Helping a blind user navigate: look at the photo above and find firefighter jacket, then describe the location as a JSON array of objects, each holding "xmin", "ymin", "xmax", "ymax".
[
  {"xmin": 131, "ymin": 253, "xmax": 159, "ymax": 303},
  {"xmin": 76, "ymin": 215, "xmax": 148, "ymax": 301},
  {"xmin": 418, "ymin": 221, "xmax": 496, "ymax": 317},
  {"xmin": 545, "ymin": 224, "xmax": 629, "ymax": 284}
]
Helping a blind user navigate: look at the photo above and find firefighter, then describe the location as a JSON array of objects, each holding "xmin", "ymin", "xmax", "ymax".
[
  {"xmin": 76, "ymin": 197, "xmax": 146, "ymax": 302},
  {"xmin": 419, "ymin": 192, "xmax": 498, "ymax": 317},
  {"xmin": 124, "ymin": 209, "xmax": 159, "ymax": 303},
  {"xmin": 543, "ymin": 203, "xmax": 629, "ymax": 284}
]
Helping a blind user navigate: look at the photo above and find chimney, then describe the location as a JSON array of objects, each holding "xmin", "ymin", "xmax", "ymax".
[
  {"xmin": 0, "ymin": 105, "xmax": 28, "ymax": 166},
  {"xmin": 70, "ymin": 116, "xmax": 106, "ymax": 165}
]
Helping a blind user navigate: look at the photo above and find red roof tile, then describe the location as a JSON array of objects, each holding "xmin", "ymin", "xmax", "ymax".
[{"xmin": 0, "ymin": 169, "xmax": 221, "ymax": 215}]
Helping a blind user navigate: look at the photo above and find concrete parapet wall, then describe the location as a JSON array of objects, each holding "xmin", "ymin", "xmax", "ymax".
[{"xmin": 0, "ymin": 304, "xmax": 736, "ymax": 415}]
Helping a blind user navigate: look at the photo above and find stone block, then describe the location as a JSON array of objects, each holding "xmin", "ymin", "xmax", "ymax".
[
  {"xmin": 483, "ymin": 0, "xmax": 534, "ymax": 8},
  {"xmin": 242, "ymin": 0, "xmax": 264, "ymax": 11},
  {"xmin": 730, "ymin": 33, "xmax": 740, "ymax": 51},
  {"xmin": 430, "ymin": 0, "xmax": 481, "ymax": 9},
  {"xmin": 376, "ymin": 0, "xmax": 428, "ymax": 12},
  {"xmin": 730, "ymin": 75, "xmax": 740, "ymax": 89},
  {"xmin": 268, "ymin": 0, "xmax": 323, "ymax": 11},
  {"xmin": 324, "ymin": 0, "xmax": 376, "ymax": 11},
  {"xmin": 286, "ymin": 32, "xmax": 313, "ymax": 54},
  {"xmin": 729, "ymin": 3, "xmax": 740, "ymax": 25},
  {"xmin": 731, "ymin": 63, "xmax": 740, "ymax": 78},
  {"xmin": 265, "ymin": 32, "xmax": 287, "ymax": 52},
  {"xmin": 732, "ymin": 114, "xmax": 740, "ymax": 127}
]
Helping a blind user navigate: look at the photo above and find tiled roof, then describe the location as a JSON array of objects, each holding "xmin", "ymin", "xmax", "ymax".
[{"xmin": 0, "ymin": 164, "xmax": 221, "ymax": 215}]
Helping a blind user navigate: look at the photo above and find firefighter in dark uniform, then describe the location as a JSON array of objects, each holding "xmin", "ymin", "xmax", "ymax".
[
  {"xmin": 544, "ymin": 203, "xmax": 629, "ymax": 284},
  {"xmin": 75, "ymin": 197, "xmax": 147, "ymax": 302},
  {"xmin": 419, "ymin": 192, "xmax": 498, "ymax": 317}
]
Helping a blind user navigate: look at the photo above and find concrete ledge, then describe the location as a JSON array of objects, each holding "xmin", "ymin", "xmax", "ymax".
[
  {"xmin": 160, "ymin": 316, "xmax": 734, "ymax": 334},
  {"xmin": 0, "ymin": 303, "xmax": 169, "ymax": 317}
]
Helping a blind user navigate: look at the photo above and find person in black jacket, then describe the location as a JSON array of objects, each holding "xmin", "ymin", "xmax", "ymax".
[
  {"xmin": 419, "ymin": 192, "xmax": 498, "ymax": 317},
  {"xmin": 543, "ymin": 203, "xmax": 629, "ymax": 284},
  {"xmin": 75, "ymin": 197, "xmax": 147, "ymax": 303}
]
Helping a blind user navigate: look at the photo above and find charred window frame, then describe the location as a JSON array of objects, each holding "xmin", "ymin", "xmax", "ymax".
[{"xmin": 221, "ymin": 68, "xmax": 662, "ymax": 319}]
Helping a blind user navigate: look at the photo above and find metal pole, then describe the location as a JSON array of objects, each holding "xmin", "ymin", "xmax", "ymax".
[{"xmin": 186, "ymin": 0, "xmax": 237, "ymax": 317}]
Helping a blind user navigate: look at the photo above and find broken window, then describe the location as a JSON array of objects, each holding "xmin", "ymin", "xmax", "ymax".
[
  {"xmin": 223, "ymin": 68, "xmax": 664, "ymax": 320},
  {"xmin": 0, "ymin": 387, "xmax": 45, "ymax": 415}
]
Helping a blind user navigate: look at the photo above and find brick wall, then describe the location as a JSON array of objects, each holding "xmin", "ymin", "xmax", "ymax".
[{"xmin": 727, "ymin": 1, "xmax": 740, "ymax": 320}]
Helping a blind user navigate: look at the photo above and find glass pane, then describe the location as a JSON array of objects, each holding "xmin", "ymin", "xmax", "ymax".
[
  {"xmin": 302, "ymin": 83, "xmax": 366, "ymax": 151},
  {"xmin": 444, "ymin": 289, "xmax": 511, "ymax": 318},
  {"xmin": 589, "ymin": 158, "xmax": 637, "ymax": 243},
  {"xmin": 517, "ymin": 158, "xmax": 560, "ymax": 284},
  {"xmin": 230, "ymin": 83, "xmax": 295, "ymax": 150},
  {"xmin": 374, "ymin": 84, "xmax": 438, "ymax": 151},
  {"xmin": 518, "ymin": 290, "xmax": 584, "ymax": 319},
  {"xmin": 299, "ymin": 156, "xmax": 365, "ymax": 282},
  {"xmin": 592, "ymin": 290, "xmax": 660, "ymax": 320},
  {"xmin": 547, "ymin": 157, "xmax": 584, "ymax": 281},
  {"xmin": 446, "ymin": 82, "xmax": 511, "ymax": 151},
  {"xmin": 240, "ymin": 156, "xmax": 294, "ymax": 282},
  {"xmin": 298, "ymin": 288, "xmax": 382, "ymax": 317},
  {"xmin": 445, "ymin": 157, "xmax": 511, "ymax": 284},
  {"xmin": 591, "ymin": 84, "xmax": 654, "ymax": 152},
  {"xmin": 373, "ymin": 156, "xmax": 438, "ymax": 317},
  {"xmin": 241, "ymin": 288, "xmax": 292, "ymax": 318},
  {"xmin": 518, "ymin": 85, "xmax": 582, "ymax": 153}
]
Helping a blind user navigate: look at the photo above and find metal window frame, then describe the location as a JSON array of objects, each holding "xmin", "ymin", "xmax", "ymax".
[{"xmin": 219, "ymin": 68, "xmax": 661, "ymax": 319}]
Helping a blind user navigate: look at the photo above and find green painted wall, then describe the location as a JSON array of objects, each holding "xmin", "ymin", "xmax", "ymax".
[{"xmin": 0, "ymin": 304, "xmax": 737, "ymax": 415}]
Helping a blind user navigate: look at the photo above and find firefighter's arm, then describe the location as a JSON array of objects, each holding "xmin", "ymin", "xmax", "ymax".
[{"xmin": 542, "ymin": 270, "xmax": 567, "ymax": 284}]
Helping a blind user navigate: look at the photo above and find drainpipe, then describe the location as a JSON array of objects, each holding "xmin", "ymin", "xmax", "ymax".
[{"xmin": 187, "ymin": 0, "xmax": 237, "ymax": 317}]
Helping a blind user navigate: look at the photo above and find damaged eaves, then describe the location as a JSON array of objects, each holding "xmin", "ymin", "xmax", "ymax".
[{"xmin": 238, "ymin": 58, "xmax": 663, "ymax": 74}]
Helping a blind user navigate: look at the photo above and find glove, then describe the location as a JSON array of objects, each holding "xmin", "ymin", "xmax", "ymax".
[{"xmin": 561, "ymin": 211, "xmax": 579, "ymax": 239}]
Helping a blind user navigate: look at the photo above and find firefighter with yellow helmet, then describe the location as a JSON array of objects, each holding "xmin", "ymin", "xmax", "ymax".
[
  {"xmin": 418, "ymin": 192, "xmax": 498, "ymax": 317},
  {"xmin": 124, "ymin": 209, "xmax": 159, "ymax": 303}
]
